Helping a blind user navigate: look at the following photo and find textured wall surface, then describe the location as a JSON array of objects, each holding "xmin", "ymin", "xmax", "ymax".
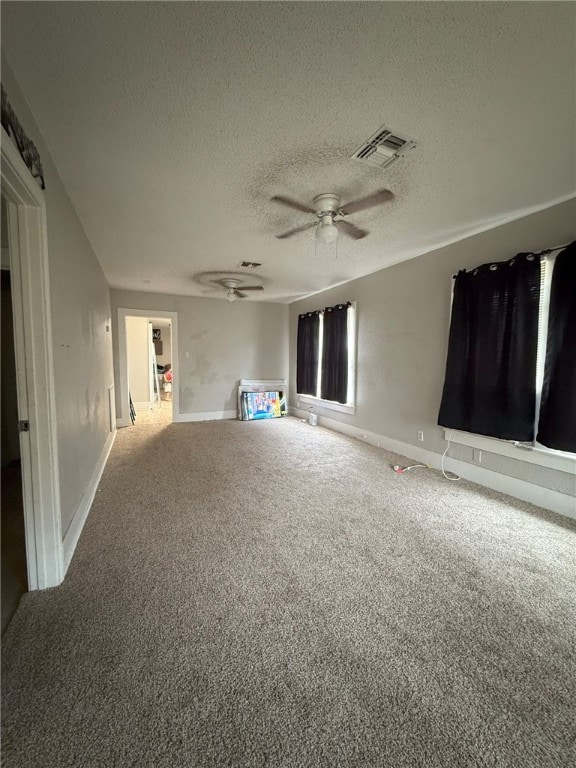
[
  {"xmin": 2, "ymin": 2, "xmax": 574, "ymax": 300},
  {"xmin": 2, "ymin": 59, "xmax": 114, "ymax": 536},
  {"xmin": 111, "ymin": 290, "xmax": 288, "ymax": 415},
  {"xmin": 289, "ymin": 200, "xmax": 576, "ymax": 494}
]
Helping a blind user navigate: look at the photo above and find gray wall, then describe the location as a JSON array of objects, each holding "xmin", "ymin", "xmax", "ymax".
[
  {"xmin": 289, "ymin": 199, "xmax": 576, "ymax": 495},
  {"xmin": 111, "ymin": 290, "xmax": 288, "ymax": 416},
  {"xmin": 2, "ymin": 59, "xmax": 114, "ymax": 535}
]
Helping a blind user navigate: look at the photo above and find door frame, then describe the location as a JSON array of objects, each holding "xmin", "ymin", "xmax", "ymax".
[
  {"xmin": 1, "ymin": 136, "xmax": 63, "ymax": 589},
  {"xmin": 117, "ymin": 308, "xmax": 179, "ymax": 426}
]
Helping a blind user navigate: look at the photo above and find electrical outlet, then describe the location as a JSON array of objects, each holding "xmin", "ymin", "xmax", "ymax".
[{"xmin": 417, "ymin": 430, "xmax": 424, "ymax": 442}]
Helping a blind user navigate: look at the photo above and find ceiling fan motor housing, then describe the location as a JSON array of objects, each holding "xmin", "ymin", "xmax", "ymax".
[
  {"xmin": 222, "ymin": 278, "xmax": 241, "ymax": 289},
  {"xmin": 313, "ymin": 193, "xmax": 342, "ymax": 216}
]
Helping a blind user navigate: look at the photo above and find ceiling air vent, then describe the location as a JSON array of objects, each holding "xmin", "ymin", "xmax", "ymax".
[
  {"xmin": 352, "ymin": 125, "xmax": 417, "ymax": 170},
  {"xmin": 239, "ymin": 261, "xmax": 262, "ymax": 268}
]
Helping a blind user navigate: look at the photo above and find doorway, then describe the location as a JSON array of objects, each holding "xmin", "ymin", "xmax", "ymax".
[
  {"xmin": 1, "ymin": 204, "xmax": 27, "ymax": 632},
  {"xmin": 121, "ymin": 312, "xmax": 177, "ymax": 428},
  {"xmin": 2, "ymin": 138, "xmax": 63, "ymax": 591},
  {"xmin": 126, "ymin": 316, "xmax": 173, "ymax": 425}
]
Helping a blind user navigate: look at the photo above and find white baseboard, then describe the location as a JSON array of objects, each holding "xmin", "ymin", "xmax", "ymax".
[
  {"xmin": 289, "ymin": 408, "xmax": 575, "ymax": 521},
  {"xmin": 62, "ymin": 428, "xmax": 117, "ymax": 573},
  {"xmin": 116, "ymin": 409, "xmax": 238, "ymax": 425},
  {"xmin": 175, "ymin": 409, "xmax": 237, "ymax": 423}
]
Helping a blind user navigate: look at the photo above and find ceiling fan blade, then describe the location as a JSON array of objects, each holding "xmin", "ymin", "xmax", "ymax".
[
  {"xmin": 340, "ymin": 189, "xmax": 394, "ymax": 215},
  {"xmin": 235, "ymin": 291, "xmax": 247, "ymax": 299},
  {"xmin": 276, "ymin": 221, "xmax": 317, "ymax": 239},
  {"xmin": 337, "ymin": 220, "xmax": 368, "ymax": 240},
  {"xmin": 239, "ymin": 285, "xmax": 264, "ymax": 291},
  {"xmin": 271, "ymin": 196, "xmax": 316, "ymax": 215}
]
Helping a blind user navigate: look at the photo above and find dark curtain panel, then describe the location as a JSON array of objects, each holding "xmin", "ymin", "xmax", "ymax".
[
  {"xmin": 321, "ymin": 304, "xmax": 349, "ymax": 404},
  {"xmin": 297, "ymin": 311, "xmax": 320, "ymax": 396},
  {"xmin": 537, "ymin": 242, "xmax": 576, "ymax": 453},
  {"xmin": 438, "ymin": 254, "xmax": 541, "ymax": 441}
]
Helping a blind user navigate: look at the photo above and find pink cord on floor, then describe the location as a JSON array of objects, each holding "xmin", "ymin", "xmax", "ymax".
[{"xmin": 393, "ymin": 464, "xmax": 428, "ymax": 474}]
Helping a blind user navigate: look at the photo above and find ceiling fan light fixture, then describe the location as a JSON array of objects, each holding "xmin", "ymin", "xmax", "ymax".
[
  {"xmin": 316, "ymin": 215, "xmax": 339, "ymax": 244},
  {"xmin": 226, "ymin": 288, "xmax": 237, "ymax": 302}
]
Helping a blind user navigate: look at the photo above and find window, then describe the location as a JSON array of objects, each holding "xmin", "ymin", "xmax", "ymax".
[
  {"xmin": 297, "ymin": 302, "xmax": 356, "ymax": 412},
  {"xmin": 439, "ymin": 242, "xmax": 576, "ymax": 458},
  {"xmin": 534, "ymin": 245, "xmax": 575, "ymax": 454}
]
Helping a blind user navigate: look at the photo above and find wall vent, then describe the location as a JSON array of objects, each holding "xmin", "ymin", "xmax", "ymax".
[
  {"xmin": 238, "ymin": 261, "xmax": 262, "ymax": 268},
  {"xmin": 352, "ymin": 125, "xmax": 417, "ymax": 170}
]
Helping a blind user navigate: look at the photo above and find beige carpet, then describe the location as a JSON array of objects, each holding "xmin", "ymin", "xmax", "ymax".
[
  {"xmin": 2, "ymin": 417, "xmax": 575, "ymax": 767},
  {"xmin": 132, "ymin": 396, "xmax": 173, "ymax": 426}
]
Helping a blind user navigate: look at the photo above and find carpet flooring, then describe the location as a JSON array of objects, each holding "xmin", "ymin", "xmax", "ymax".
[{"xmin": 2, "ymin": 416, "xmax": 575, "ymax": 767}]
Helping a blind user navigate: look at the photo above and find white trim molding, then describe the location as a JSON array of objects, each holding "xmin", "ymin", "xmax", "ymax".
[
  {"xmin": 290, "ymin": 408, "xmax": 576, "ymax": 521},
  {"xmin": 297, "ymin": 395, "xmax": 355, "ymax": 416},
  {"xmin": 444, "ymin": 429, "xmax": 576, "ymax": 475},
  {"xmin": 62, "ymin": 429, "xmax": 116, "ymax": 573},
  {"xmin": 2, "ymin": 133, "xmax": 63, "ymax": 589},
  {"xmin": 107, "ymin": 385, "xmax": 116, "ymax": 433},
  {"xmin": 175, "ymin": 409, "xmax": 237, "ymax": 423}
]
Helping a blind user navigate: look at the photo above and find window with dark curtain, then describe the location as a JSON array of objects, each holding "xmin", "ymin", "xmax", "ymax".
[
  {"xmin": 321, "ymin": 304, "xmax": 349, "ymax": 404},
  {"xmin": 438, "ymin": 254, "xmax": 541, "ymax": 441},
  {"xmin": 537, "ymin": 242, "xmax": 576, "ymax": 453},
  {"xmin": 296, "ymin": 311, "xmax": 320, "ymax": 396}
]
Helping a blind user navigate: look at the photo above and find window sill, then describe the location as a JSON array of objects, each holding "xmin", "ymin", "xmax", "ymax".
[
  {"xmin": 297, "ymin": 395, "xmax": 355, "ymax": 415},
  {"xmin": 444, "ymin": 429, "xmax": 576, "ymax": 475}
]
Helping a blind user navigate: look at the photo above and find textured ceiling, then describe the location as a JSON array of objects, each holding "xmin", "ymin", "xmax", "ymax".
[{"xmin": 2, "ymin": 2, "xmax": 575, "ymax": 303}]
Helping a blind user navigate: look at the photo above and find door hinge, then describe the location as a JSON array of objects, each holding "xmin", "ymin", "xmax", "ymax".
[{"xmin": 18, "ymin": 420, "xmax": 30, "ymax": 432}]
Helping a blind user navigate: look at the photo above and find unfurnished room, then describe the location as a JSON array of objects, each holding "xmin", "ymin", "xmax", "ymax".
[{"xmin": 1, "ymin": 2, "xmax": 575, "ymax": 767}]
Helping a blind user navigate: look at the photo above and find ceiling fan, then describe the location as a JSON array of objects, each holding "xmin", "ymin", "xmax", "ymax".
[
  {"xmin": 272, "ymin": 189, "xmax": 394, "ymax": 243},
  {"xmin": 208, "ymin": 276, "xmax": 264, "ymax": 302}
]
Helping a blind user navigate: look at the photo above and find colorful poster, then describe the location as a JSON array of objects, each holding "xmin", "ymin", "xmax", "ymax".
[{"xmin": 242, "ymin": 391, "xmax": 285, "ymax": 420}]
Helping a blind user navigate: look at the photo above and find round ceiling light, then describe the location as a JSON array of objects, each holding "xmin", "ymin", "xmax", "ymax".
[{"xmin": 316, "ymin": 215, "xmax": 339, "ymax": 244}]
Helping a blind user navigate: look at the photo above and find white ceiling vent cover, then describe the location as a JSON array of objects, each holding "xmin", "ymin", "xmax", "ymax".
[{"xmin": 352, "ymin": 125, "xmax": 417, "ymax": 170}]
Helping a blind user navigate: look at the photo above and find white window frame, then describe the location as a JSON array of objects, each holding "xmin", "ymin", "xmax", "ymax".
[
  {"xmin": 298, "ymin": 301, "xmax": 357, "ymax": 415},
  {"xmin": 445, "ymin": 250, "xmax": 576, "ymax": 474}
]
